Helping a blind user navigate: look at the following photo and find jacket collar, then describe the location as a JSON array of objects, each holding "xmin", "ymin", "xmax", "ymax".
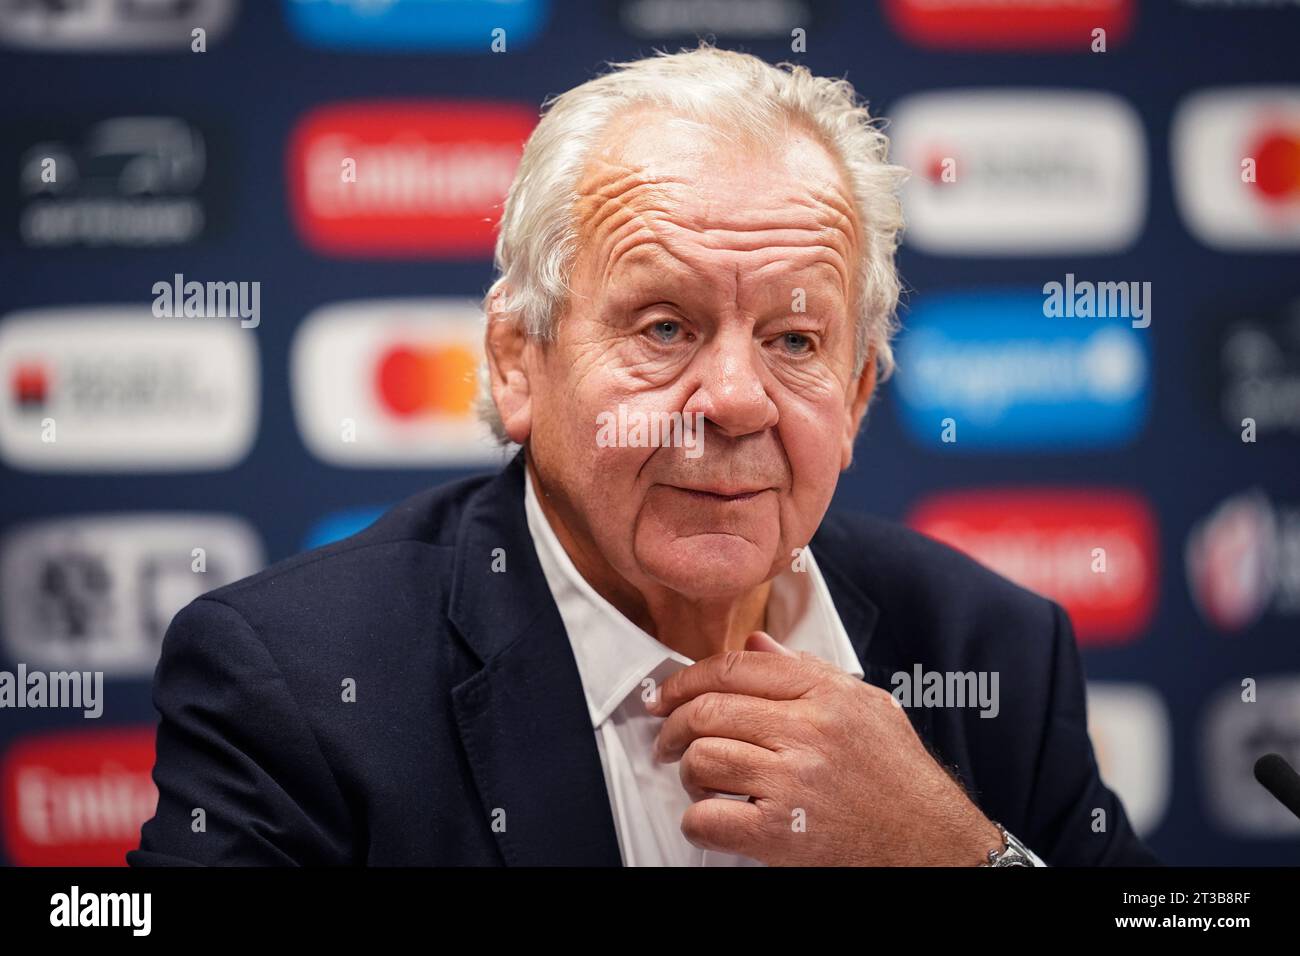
[{"xmin": 446, "ymin": 450, "xmax": 884, "ymax": 865}]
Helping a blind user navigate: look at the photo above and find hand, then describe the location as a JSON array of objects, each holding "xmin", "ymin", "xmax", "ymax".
[{"xmin": 646, "ymin": 631, "xmax": 1003, "ymax": 866}]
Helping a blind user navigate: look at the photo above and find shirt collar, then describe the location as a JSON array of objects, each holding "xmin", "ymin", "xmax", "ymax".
[{"xmin": 523, "ymin": 465, "xmax": 864, "ymax": 729}]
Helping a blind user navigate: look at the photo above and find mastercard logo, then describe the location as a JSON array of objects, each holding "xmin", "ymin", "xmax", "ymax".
[
  {"xmin": 291, "ymin": 298, "xmax": 500, "ymax": 467},
  {"xmin": 374, "ymin": 343, "xmax": 477, "ymax": 418},
  {"xmin": 1247, "ymin": 128, "xmax": 1300, "ymax": 202}
]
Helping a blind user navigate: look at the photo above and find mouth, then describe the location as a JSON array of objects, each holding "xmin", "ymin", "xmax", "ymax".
[{"xmin": 669, "ymin": 486, "xmax": 769, "ymax": 503}]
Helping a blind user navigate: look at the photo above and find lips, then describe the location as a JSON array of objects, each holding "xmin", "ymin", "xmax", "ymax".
[{"xmin": 670, "ymin": 486, "xmax": 768, "ymax": 503}]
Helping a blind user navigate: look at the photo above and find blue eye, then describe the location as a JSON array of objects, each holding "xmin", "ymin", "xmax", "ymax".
[
  {"xmin": 781, "ymin": 332, "xmax": 812, "ymax": 354},
  {"xmin": 649, "ymin": 320, "xmax": 681, "ymax": 343}
]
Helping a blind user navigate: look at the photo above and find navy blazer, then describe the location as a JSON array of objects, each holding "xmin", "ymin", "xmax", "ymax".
[{"xmin": 129, "ymin": 451, "xmax": 1159, "ymax": 866}]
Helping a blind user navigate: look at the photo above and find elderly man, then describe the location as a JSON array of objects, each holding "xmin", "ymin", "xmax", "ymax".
[{"xmin": 130, "ymin": 46, "xmax": 1157, "ymax": 867}]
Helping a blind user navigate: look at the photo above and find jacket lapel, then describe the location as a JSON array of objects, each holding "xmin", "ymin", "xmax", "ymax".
[
  {"xmin": 811, "ymin": 525, "xmax": 936, "ymax": 742},
  {"xmin": 808, "ymin": 535, "xmax": 880, "ymax": 669},
  {"xmin": 447, "ymin": 451, "xmax": 623, "ymax": 866}
]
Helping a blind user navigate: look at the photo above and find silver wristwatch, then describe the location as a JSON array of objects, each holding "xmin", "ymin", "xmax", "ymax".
[{"xmin": 980, "ymin": 822, "xmax": 1033, "ymax": 867}]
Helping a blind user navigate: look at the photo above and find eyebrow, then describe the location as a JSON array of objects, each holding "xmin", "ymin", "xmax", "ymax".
[{"xmin": 603, "ymin": 241, "xmax": 692, "ymax": 285}]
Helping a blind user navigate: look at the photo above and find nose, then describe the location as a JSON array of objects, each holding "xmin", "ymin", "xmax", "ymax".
[{"xmin": 682, "ymin": 328, "xmax": 779, "ymax": 438}]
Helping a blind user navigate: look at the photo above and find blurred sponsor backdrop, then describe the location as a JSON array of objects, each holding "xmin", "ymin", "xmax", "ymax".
[{"xmin": 1, "ymin": 0, "xmax": 1298, "ymax": 866}]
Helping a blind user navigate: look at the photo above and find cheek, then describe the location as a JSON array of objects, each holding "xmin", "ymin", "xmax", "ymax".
[
  {"xmin": 534, "ymin": 385, "xmax": 643, "ymax": 485},
  {"xmin": 532, "ymin": 341, "xmax": 611, "ymax": 453},
  {"xmin": 775, "ymin": 389, "xmax": 849, "ymax": 516},
  {"xmin": 529, "ymin": 365, "xmax": 663, "ymax": 533}
]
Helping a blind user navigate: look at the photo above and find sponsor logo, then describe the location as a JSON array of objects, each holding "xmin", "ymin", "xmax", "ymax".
[
  {"xmin": 0, "ymin": 727, "xmax": 158, "ymax": 866},
  {"xmin": 291, "ymin": 297, "xmax": 505, "ymax": 466},
  {"xmin": 301, "ymin": 507, "xmax": 388, "ymax": 551},
  {"xmin": 6, "ymin": 117, "xmax": 222, "ymax": 248},
  {"xmin": 617, "ymin": 0, "xmax": 817, "ymax": 37},
  {"xmin": 1202, "ymin": 674, "xmax": 1300, "ymax": 837},
  {"xmin": 0, "ymin": 514, "xmax": 264, "ymax": 675},
  {"xmin": 0, "ymin": 0, "xmax": 235, "ymax": 51},
  {"xmin": 883, "ymin": 0, "xmax": 1133, "ymax": 50},
  {"xmin": 1172, "ymin": 87, "xmax": 1300, "ymax": 249},
  {"xmin": 282, "ymin": 0, "xmax": 548, "ymax": 51},
  {"xmin": 908, "ymin": 489, "xmax": 1159, "ymax": 645},
  {"xmin": 894, "ymin": 292, "xmax": 1149, "ymax": 450},
  {"xmin": 287, "ymin": 101, "xmax": 533, "ymax": 258},
  {"xmin": 0, "ymin": 306, "xmax": 258, "ymax": 471},
  {"xmin": 1086, "ymin": 682, "xmax": 1171, "ymax": 838},
  {"xmin": 1186, "ymin": 489, "xmax": 1300, "ymax": 632},
  {"xmin": 1214, "ymin": 298, "xmax": 1300, "ymax": 438},
  {"xmin": 889, "ymin": 90, "xmax": 1146, "ymax": 254}
]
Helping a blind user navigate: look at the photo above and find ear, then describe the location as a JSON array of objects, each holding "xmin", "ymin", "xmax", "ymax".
[
  {"xmin": 841, "ymin": 346, "xmax": 878, "ymax": 470},
  {"xmin": 484, "ymin": 289, "xmax": 534, "ymax": 445}
]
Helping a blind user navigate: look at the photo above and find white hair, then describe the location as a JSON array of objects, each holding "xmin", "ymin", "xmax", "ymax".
[{"xmin": 477, "ymin": 42, "xmax": 908, "ymax": 441}]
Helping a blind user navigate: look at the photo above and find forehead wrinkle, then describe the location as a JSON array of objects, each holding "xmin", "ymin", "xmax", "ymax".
[
  {"xmin": 578, "ymin": 175, "xmax": 679, "ymax": 241},
  {"xmin": 602, "ymin": 246, "xmax": 850, "ymax": 330},
  {"xmin": 574, "ymin": 139, "xmax": 862, "ymax": 317},
  {"xmin": 758, "ymin": 241, "xmax": 855, "ymax": 310},
  {"xmin": 699, "ymin": 189, "xmax": 858, "ymax": 273},
  {"xmin": 604, "ymin": 231, "xmax": 698, "ymax": 291},
  {"xmin": 748, "ymin": 189, "xmax": 859, "ymax": 311},
  {"xmin": 731, "ymin": 255, "xmax": 852, "ymax": 323},
  {"xmin": 664, "ymin": 185, "xmax": 858, "ymax": 291},
  {"xmin": 749, "ymin": 254, "xmax": 849, "ymax": 301},
  {"xmin": 576, "ymin": 167, "xmax": 695, "ymax": 292},
  {"xmin": 602, "ymin": 217, "xmax": 854, "ymax": 308},
  {"xmin": 688, "ymin": 223, "xmax": 848, "ymax": 255},
  {"xmin": 800, "ymin": 179, "xmax": 861, "ymax": 249},
  {"xmin": 663, "ymin": 223, "xmax": 855, "ymax": 311}
]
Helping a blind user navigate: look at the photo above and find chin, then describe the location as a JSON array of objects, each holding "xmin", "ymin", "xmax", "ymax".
[{"xmin": 637, "ymin": 533, "xmax": 776, "ymax": 599}]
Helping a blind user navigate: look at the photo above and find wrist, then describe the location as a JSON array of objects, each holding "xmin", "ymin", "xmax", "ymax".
[
  {"xmin": 918, "ymin": 807, "xmax": 1002, "ymax": 866},
  {"xmin": 979, "ymin": 821, "xmax": 1037, "ymax": 866},
  {"xmin": 961, "ymin": 817, "xmax": 1004, "ymax": 867}
]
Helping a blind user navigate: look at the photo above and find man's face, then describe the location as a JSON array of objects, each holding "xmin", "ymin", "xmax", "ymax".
[{"xmin": 494, "ymin": 108, "xmax": 875, "ymax": 600}]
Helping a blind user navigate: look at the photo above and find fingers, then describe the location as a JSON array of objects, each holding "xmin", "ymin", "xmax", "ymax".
[
  {"xmin": 677, "ymin": 736, "xmax": 779, "ymax": 802},
  {"xmin": 655, "ymin": 691, "xmax": 787, "ymax": 762},
  {"xmin": 679, "ymin": 793, "xmax": 768, "ymax": 857},
  {"xmin": 744, "ymin": 630, "xmax": 798, "ymax": 656},
  {"xmin": 647, "ymin": 648, "xmax": 825, "ymax": 718}
]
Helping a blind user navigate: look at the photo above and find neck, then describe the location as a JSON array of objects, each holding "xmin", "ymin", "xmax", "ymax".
[{"xmin": 528, "ymin": 457, "xmax": 771, "ymax": 661}]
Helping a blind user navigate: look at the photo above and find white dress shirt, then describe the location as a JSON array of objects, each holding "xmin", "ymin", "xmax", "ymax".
[{"xmin": 522, "ymin": 467, "xmax": 1045, "ymax": 867}]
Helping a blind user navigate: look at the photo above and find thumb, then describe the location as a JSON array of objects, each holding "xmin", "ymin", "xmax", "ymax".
[{"xmin": 744, "ymin": 630, "xmax": 799, "ymax": 657}]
